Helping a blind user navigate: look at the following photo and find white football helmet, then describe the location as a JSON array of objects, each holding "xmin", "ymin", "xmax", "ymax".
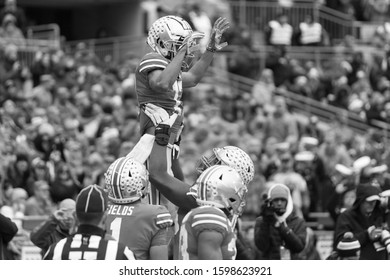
[
  {"xmin": 104, "ymin": 157, "xmax": 149, "ymax": 204},
  {"xmin": 147, "ymin": 15, "xmax": 202, "ymax": 65},
  {"xmin": 196, "ymin": 146, "xmax": 255, "ymax": 186},
  {"xmin": 189, "ymin": 165, "xmax": 247, "ymax": 218}
]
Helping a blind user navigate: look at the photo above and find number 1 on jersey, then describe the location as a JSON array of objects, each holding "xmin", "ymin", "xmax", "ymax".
[{"xmin": 109, "ymin": 217, "xmax": 122, "ymax": 241}]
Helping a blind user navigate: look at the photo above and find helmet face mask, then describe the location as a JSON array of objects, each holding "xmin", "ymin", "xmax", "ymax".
[
  {"xmin": 196, "ymin": 150, "xmax": 222, "ymax": 174},
  {"xmin": 190, "ymin": 165, "xmax": 248, "ymax": 218},
  {"xmin": 147, "ymin": 15, "xmax": 195, "ymax": 63},
  {"xmin": 104, "ymin": 157, "xmax": 149, "ymax": 204},
  {"xmin": 196, "ymin": 146, "xmax": 255, "ymax": 186}
]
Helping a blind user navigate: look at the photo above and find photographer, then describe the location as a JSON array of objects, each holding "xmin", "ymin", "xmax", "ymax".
[
  {"xmin": 254, "ymin": 183, "xmax": 307, "ymax": 260},
  {"xmin": 333, "ymin": 184, "xmax": 387, "ymax": 259}
]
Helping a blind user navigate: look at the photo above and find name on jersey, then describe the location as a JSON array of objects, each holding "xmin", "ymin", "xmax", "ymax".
[{"xmin": 107, "ymin": 205, "xmax": 134, "ymax": 216}]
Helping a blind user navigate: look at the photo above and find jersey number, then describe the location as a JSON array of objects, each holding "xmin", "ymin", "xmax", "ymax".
[{"xmin": 109, "ymin": 217, "xmax": 122, "ymax": 241}]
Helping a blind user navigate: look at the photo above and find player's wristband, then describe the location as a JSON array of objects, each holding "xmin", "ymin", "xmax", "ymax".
[{"xmin": 155, "ymin": 124, "xmax": 171, "ymax": 146}]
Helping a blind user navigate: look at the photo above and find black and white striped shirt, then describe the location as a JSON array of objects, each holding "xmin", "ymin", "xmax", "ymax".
[{"xmin": 43, "ymin": 225, "xmax": 135, "ymax": 260}]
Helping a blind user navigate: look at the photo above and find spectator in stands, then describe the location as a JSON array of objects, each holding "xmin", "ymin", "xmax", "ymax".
[
  {"xmin": 0, "ymin": 0, "xmax": 26, "ymax": 35},
  {"xmin": 251, "ymin": 68, "xmax": 275, "ymax": 112},
  {"xmin": 265, "ymin": 13, "xmax": 293, "ymax": 47},
  {"xmin": 30, "ymin": 157, "xmax": 52, "ymax": 185},
  {"xmin": 63, "ymin": 139, "xmax": 86, "ymax": 185},
  {"xmin": 50, "ymin": 162, "xmax": 81, "ymax": 204},
  {"xmin": 329, "ymin": 75, "xmax": 352, "ymax": 109},
  {"xmin": 327, "ymin": 0, "xmax": 357, "ymax": 19},
  {"xmin": 52, "ymin": 87, "xmax": 79, "ymax": 122},
  {"xmin": 0, "ymin": 43, "xmax": 23, "ymax": 84},
  {"xmin": 296, "ymin": 227, "xmax": 322, "ymax": 260},
  {"xmin": 327, "ymin": 231, "xmax": 361, "ymax": 260},
  {"xmin": 30, "ymin": 51, "xmax": 55, "ymax": 87},
  {"xmin": 73, "ymin": 90, "xmax": 102, "ymax": 132},
  {"xmin": 235, "ymin": 218, "xmax": 256, "ymax": 260},
  {"xmin": 254, "ymin": 183, "xmax": 307, "ymax": 259},
  {"xmin": 327, "ymin": 180, "xmax": 356, "ymax": 222},
  {"xmin": 0, "ymin": 13, "xmax": 25, "ymax": 46},
  {"xmin": 30, "ymin": 198, "xmax": 76, "ymax": 256},
  {"xmin": 187, "ymin": 4, "xmax": 212, "ymax": 53},
  {"xmin": 361, "ymin": 0, "xmax": 390, "ymax": 22},
  {"xmin": 333, "ymin": 183, "xmax": 387, "ymax": 259},
  {"xmin": 369, "ymin": 46, "xmax": 390, "ymax": 90},
  {"xmin": 262, "ymin": 96, "xmax": 299, "ymax": 149},
  {"xmin": 294, "ymin": 142, "xmax": 331, "ymax": 212},
  {"xmin": 25, "ymin": 180, "xmax": 55, "ymax": 216},
  {"xmin": 265, "ymin": 46, "xmax": 295, "ymax": 87},
  {"xmin": 29, "ymin": 74, "xmax": 55, "ymax": 109},
  {"xmin": 0, "ymin": 187, "xmax": 27, "ymax": 230},
  {"xmin": 73, "ymin": 42, "xmax": 101, "ymax": 67},
  {"xmin": 381, "ymin": 101, "xmax": 390, "ymax": 123},
  {"xmin": 295, "ymin": 14, "xmax": 329, "ymax": 46},
  {"xmin": 4, "ymin": 152, "xmax": 34, "ymax": 196},
  {"xmin": 317, "ymin": 130, "xmax": 352, "ymax": 178},
  {"xmin": 269, "ymin": 151, "xmax": 311, "ymax": 218},
  {"xmin": 0, "ymin": 211, "xmax": 18, "ymax": 260},
  {"xmin": 82, "ymin": 152, "xmax": 106, "ymax": 187},
  {"xmin": 372, "ymin": 22, "xmax": 390, "ymax": 48}
]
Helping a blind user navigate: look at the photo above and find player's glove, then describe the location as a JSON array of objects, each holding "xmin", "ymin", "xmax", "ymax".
[
  {"xmin": 143, "ymin": 103, "xmax": 169, "ymax": 126},
  {"xmin": 206, "ymin": 17, "xmax": 230, "ymax": 53}
]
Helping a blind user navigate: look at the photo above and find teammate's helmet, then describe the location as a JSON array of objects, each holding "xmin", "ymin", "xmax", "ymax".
[
  {"xmin": 147, "ymin": 15, "xmax": 193, "ymax": 60},
  {"xmin": 104, "ymin": 157, "xmax": 149, "ymax": 204},
  {"xmin": 196, "ymin": 146, "xmax": 255, "ymax": 186},
  {"xmin": 189, "ymin": 165, "xmax": 247, "ymax": 217}
]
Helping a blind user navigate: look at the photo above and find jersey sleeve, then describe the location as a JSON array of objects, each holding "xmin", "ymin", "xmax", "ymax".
[
  {"xmin": 138, "ymin": 53, "xmax": 169, "ymax": 74},
  {"xmin": 190, "ymin": 207, "xmax": 229, "ymax": 238},
  {"xmin": 154, "ymin": 205, "xmax": 174, "ymax": 229}
]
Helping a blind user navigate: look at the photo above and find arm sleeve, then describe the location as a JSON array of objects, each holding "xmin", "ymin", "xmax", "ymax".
[
  {"xmin": 138, "ymin": 53, "xmax": 168, "ymax": 74},
  {"xmin": 151, "ymin": 227, "xmax": 171, "ymax": 247},
  {"xmin": 0, "ymin": 213, "xmax": 18, "ymax": 243},
  {"xmin": 254, "ymin": 216, "xmax": 271, "ymax": 252},
  {"xmin": 279, "ymin": 219, "xmax": 306, "ymax": 253}
]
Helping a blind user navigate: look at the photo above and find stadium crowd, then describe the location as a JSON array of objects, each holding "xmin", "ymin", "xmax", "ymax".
[{"xmin": 0, "ymin": 0, "xmax": 390, "ymax": 260}]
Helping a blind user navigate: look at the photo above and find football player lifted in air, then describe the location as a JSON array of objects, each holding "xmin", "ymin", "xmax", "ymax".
[
  {"xmin": 104, "ymin": 157, "xmax": 173, "ymax": 260},
  {"xmin": 128, "ymin": 15, "xmax": 230, "ymax": 208}
]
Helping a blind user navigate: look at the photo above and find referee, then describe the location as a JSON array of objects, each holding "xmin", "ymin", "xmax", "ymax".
[{"xmin": 43, "ymin": 184, "xmax": 135, "ymax": 260}]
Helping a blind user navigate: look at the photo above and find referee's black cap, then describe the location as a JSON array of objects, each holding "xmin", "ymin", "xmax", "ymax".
[{"xmin": 76, "ymin": 184, "xmax": 108, "ymax": 213}]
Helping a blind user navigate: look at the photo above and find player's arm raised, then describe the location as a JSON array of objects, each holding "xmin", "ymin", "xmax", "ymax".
[
  {"xmin": 182, "ymin": 17, "xmax": 230, "ymax": 88},
  {"xmin": 148, "ymin": 46, "xmax": 187, "ymax": 92},
  {"xmin": 148, "ymin": 117, "xmax": 197, "ymax": 211}
]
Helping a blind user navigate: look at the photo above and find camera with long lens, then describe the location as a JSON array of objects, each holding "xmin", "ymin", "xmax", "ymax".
[{"xmin": 260, "ymin": 198, "xmax": 276, "ymax": 222}]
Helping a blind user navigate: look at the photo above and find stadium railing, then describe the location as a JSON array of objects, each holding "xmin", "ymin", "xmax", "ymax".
[
  {"xmin": 65, "ymin": 35, "xmax": 147, "ymax": 62},
  {"xmin": 26, "ymin": 23, "xmax": 61, "ymax": 49},
  {"xmin": 228, "ymin": 0, "xmax": 356, "ymax": 42},
  {"xmin": 207, "ymin": 65, "xmax": 390, "ymax": 142}
]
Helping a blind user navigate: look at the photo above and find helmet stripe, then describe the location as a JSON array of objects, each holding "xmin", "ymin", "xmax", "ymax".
[{"xmin": 111, "ymin": 157, "xmax": 126, "ymax": 199}]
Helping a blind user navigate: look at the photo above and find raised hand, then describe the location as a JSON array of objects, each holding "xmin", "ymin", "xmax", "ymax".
[
  {"xmin": 178, "ymin": 31, "xmax": 205, "ymax": 55},
  {"xmin": 207, "ymin": 17, "xmax": 230, "ymax": 52}
]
